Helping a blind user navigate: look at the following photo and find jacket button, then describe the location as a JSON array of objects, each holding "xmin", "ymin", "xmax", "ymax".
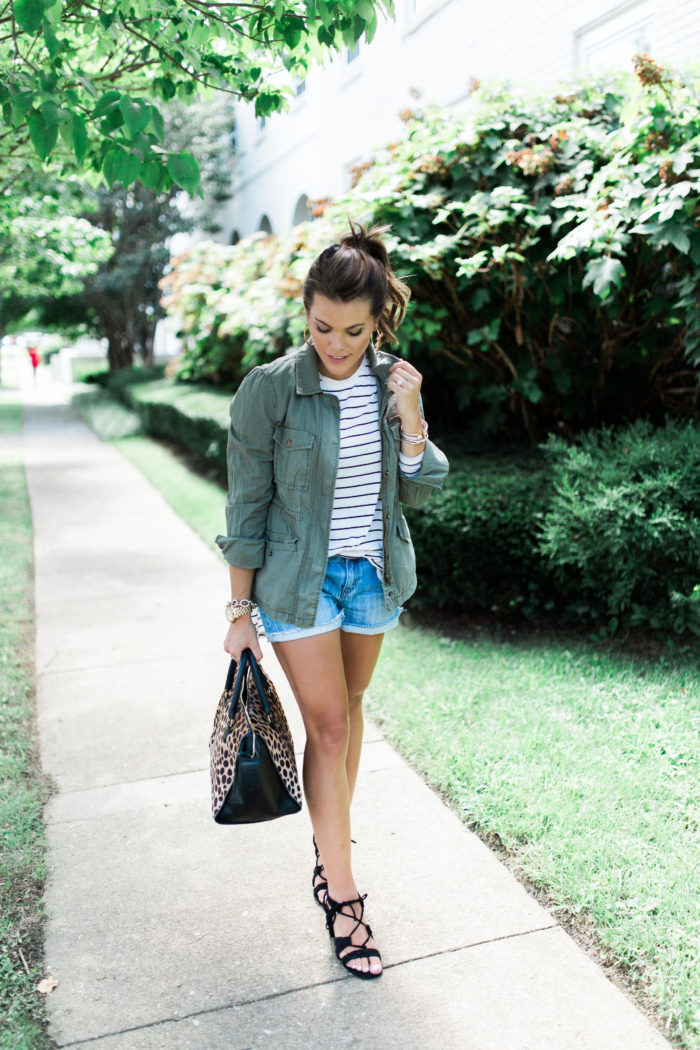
[{"xmin": 286, "ymin": 439, "xmax": 291, "ymax": 447}]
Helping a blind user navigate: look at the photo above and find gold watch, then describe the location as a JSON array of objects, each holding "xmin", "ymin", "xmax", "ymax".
[{"xmin": 225, "ymin": 599, "xmax": 255, "ymax": 623}]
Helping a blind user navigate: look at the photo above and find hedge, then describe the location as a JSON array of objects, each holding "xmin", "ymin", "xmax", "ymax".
[
  {"xmin": 99, "ymin": 371, "xmax": 700, "ymax": 637},
  {"xmin": 104, "ymin": 367, "xmax": 232, "ymax": 477},
  {"xmin": 540, "ymin": 419, "xmax": 700, "ymax": 635}
]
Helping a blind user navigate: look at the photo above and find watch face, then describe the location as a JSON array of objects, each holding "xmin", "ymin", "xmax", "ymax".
[{"xmin": 226, "ymin": 606, "xmax": 235, "ymax": 622}]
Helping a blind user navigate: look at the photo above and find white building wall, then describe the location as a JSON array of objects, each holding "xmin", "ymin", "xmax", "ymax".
[{"xmin": 216, "ymin": 0, "xmax": 699, "ymax": 241}]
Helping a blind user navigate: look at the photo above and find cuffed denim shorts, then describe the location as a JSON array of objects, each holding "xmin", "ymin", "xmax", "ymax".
[{"xmin": 258, "ymin": 555, "xmax": 401, "ymax": 642}]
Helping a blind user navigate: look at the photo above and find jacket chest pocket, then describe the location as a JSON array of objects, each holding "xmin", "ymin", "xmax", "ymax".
[{"xmin": 273, "ymin": 425, "xmax": 314, "ymax": 491}]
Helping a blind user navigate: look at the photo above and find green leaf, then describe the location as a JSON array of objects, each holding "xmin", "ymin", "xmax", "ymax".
[
  {"xmin": 71, "ymin": 113, "xmax": 89, "ymax": 163},
  {"xmin": 280, "ymin": 16, "xmax": 303, "ymax": 49},
  {"xmin": 13, "ymin": 0, "xmax": 48, "ymax": 33},
  {"xmin": 148, "ymin": 105, "xmax": 164, "ymax": 141},
  {"xmin": 317, "ymin": 24, "xmax": 334, "ymax": 46},
  {"xmin": 102, "ymin": 148, "xmax": 122, "ymax": 186},
  {"xmin": 42, "ymin": 18, "xmax": 60, "ymax": 58},
  {"xmin": 158, "ymin": 77, "xmax": 177, "ymax": 101},
  {"xmin": 39, "ymin": 70, "xmax": 58, "ymax": 93},
  {"xmin": 672, "ymin": 150, "xmax": 693, "ymax": 175},
  {"xmin": 583, "ymin": 256, "xmax": 624, "ymax": 299},
  {"xmin": 658, "ymin": 223, "xmax": 690, "ymax": 254},
  {"xmin": 27, "ymin": 111, "xmax": 58, "ymax": 161},
  {"xmin": 43, "ymin": 0, "xmax": 61, "ymax": 26},
  {"xmin": 10, "ymin": 92, "xmax": 35, "ymax": 125},
  {"xmin": 40, "ymin": 99, "xmax": 68, "ymax": 125},
  {"xmin": 255, "ymin": 91, "xmax": 283, "ymax": 117},
  {"xmin": 471, "ymin": 287, "xmax": 491, "ymax": 310},
  {"xmin": 139, "ymin": 158, "xmax": 164, "ymax": 190},
  {"xmin": 92, "ymin": 91, "xmax": 121, "ymax": 118},
  {"xmin": 113, "ymin": 151, "xmax": 142, "ymax": 185},
  {"xmin": 167, "ymin": 151, "xmax": 200, "ymax": 194},
  {"xmin": 119, "ymin": 96, "xmax": 150, "ymax": 138}
]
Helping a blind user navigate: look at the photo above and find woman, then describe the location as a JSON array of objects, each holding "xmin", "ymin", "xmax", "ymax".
[{"xmin": 217, "ymin": 222, "xmax": 448, "ymax": 980}]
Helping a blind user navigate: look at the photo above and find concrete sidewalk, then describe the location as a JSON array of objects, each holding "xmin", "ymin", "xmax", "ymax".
[{"xmin": 22, "ymin": 382, "xmax": 672, "ymax": 1050}]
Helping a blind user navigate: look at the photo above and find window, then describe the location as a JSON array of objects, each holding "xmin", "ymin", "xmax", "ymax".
[
  {"xmin": 575, "ymin": 1, "xmax": 655, "ymax": 72},
  {"xmin": 346, "ymin": 42, "xmax": 360, "ymax": 63},
  {"xmin": 292, "ymin": 195, "xmax": 310, "ymax": 225},
  {"xmin": 258, "ymin": 215, "xmax": 273, "ymax": 234}
]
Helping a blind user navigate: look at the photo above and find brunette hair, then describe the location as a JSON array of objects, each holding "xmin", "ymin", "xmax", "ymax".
[{"xmin": 303, "ymin": 220, "xmax": 410, "ymax": 346}]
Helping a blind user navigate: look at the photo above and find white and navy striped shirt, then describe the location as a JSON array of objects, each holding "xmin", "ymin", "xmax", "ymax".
[{"xmin": 319, "ymin": 356, "xmax": 423, "ymax": 572}]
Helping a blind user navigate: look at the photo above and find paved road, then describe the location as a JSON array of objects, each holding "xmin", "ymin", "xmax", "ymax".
[{"xmin": 21, "ymin": 381, "xmax": 672, "ymax": 1049}]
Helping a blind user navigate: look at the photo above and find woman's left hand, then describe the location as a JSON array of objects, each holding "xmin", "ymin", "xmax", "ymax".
[{"xmin": 388, "ymin": 360, "xmax": 423, "ymax": 431}]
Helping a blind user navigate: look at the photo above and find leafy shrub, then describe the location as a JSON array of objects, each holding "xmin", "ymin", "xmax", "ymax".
[
  {"xmin": 162, "ymin": 59, "xmax": 700, "ymax": 440},
  {"xmin": 108, "ymin": 374, "xmax": 232, "ymax": 474},
  {"xmin": 72, "ymin": 390, "xmax": 141, "ymax": 439},
  {"xmin": 405, "ymin": 456, "xmax": 555, "ymax": 616},
  {"xmin": 94, "ymin": 363, "xmax": 167, "ymax": 393},
  {"xmin": 539, "ymin": 420, "xmax": 700, "ymax": 634}
]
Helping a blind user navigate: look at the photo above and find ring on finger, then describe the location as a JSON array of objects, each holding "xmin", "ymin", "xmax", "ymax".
[{"xmin": 396, "ymin": 377, "xmax": 405, "ymax": 387}]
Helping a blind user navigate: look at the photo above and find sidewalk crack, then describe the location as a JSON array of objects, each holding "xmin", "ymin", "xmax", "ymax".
[{"xmin": 53, "ymin": 924, "xmax": 561, "ymax": 1047}]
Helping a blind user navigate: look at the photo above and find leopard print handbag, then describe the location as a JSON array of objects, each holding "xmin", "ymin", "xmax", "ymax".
[{"xmin": 210, "ymin": 649, "xmax": 302, "ymax": 824}]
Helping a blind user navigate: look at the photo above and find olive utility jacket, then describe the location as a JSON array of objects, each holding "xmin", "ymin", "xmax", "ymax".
[{"xmin": 216, "ymin": 343, "xmax": 449, "ymax": 628}]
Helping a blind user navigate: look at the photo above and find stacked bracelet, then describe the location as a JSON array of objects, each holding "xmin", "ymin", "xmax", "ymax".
[
  {"xmin": 400, "ymin": 419, "xmax": 429, "ymax": 445},
  {"xmin": 225, "ymin": 598, "xmax": 256, "ymax": 623}
]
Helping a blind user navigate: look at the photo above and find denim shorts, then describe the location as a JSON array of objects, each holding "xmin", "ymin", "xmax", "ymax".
[{"xmin": 258, "ymin": 555, "xmax": 402, "ymax": 642}]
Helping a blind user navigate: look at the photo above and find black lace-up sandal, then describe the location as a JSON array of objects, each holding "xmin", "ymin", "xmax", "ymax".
[
  {"xmin": 312, "ymin": 836, "xmax": 356, "ymax": 908},
  {"xmin": 323, "ymin": 892, "xmax": 383, "ymax": 980},
  {"xmin": 312, "ymin": 836, "xmax": 328, "ymax": 908}
]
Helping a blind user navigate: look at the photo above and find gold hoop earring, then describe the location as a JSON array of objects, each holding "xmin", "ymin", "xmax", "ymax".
[{"xmin": 304, "ymin": 323, "xmax": 314, "ymax": 347}]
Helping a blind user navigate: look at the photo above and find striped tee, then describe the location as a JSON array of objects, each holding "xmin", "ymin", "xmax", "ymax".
[{"xmin": 319, "ymin": 356, "xmax": 423, "ymax": 572}]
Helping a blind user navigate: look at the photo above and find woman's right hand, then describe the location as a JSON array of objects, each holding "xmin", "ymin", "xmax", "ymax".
[{"xmin": 223, "ymin": 614, "xmax": 263, "ymax": 664}]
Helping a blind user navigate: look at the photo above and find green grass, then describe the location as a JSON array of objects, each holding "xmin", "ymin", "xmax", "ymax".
[
  {"xmin": 366, "ymin": 628, "xmax": 699, "ymax": 1047},
  {"xmin": 75, "ymin": 392, "xmax": 700, "ymax": 1049},
  {"xmin": 114, "ymin": 435, "xmax": 225, "ymax": 552},
  {"xmin": 0, "ymin": 397, "xmax": 54, "ymax": 1050}
]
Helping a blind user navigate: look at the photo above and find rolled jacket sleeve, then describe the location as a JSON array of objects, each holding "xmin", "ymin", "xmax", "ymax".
[
  {"xmin": 398, "ymin": 439, "xmax": 449, "ymax": 507},
  {"xmin": 215, "ymin": 368, "xmax": 278, "ymax": 568}
]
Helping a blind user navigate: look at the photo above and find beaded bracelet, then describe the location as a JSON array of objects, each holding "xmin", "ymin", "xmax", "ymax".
[{"xmin": 400, "ymin": 419, "xmax": 429, "ymax": 444}]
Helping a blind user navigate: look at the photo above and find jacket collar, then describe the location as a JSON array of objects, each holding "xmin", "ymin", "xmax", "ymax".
[{"xmin": 295, "ymin": 342, "xmax": 393, "ymax": 395}]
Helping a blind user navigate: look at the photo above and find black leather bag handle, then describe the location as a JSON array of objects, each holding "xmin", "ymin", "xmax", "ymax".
[
  {"xmin": 223, "ymin": 648, "xmax": 271, "ymax": 730},
  {"xmin": 245, "ymin": 650, "xmax": 272, "ymax": 717}
]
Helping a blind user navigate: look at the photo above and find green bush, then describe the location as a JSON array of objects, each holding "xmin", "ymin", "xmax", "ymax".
[
  {"xmin": 539, "ymin": 419, "xmax": 700, "ymax": 634},
  {"xmin": 111, "ymin": 376, "xmax": 232, "ymax": 475},
  {"xmin": 405, "ymin": 456, "xmax": 555, "ymax": 616},
  {"xmin": 162, "ymin": 59, "xmax": 700, "ymax": 440},
  {"xmin": 101, "ymin": 364, "xmax": 167, "ymax": 391}
]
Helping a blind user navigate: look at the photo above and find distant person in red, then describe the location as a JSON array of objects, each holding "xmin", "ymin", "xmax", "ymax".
[{"xmin": 28, "ymin": 346, "xmax": 40, "ymax": 383}]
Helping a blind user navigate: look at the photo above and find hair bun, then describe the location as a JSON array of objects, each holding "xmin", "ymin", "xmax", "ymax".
[{"xmin": 340, "ymin": 220, "xmax": 391, "ymax": 264}]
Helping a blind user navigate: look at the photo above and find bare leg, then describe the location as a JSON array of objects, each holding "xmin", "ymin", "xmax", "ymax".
[
  {"xmin": 272, "ymin": 629, "xmax": 383, "ymax": 976},
  {"xmin": 340, "ymin": 631, "xmax": 384, "ymax": 802}
]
